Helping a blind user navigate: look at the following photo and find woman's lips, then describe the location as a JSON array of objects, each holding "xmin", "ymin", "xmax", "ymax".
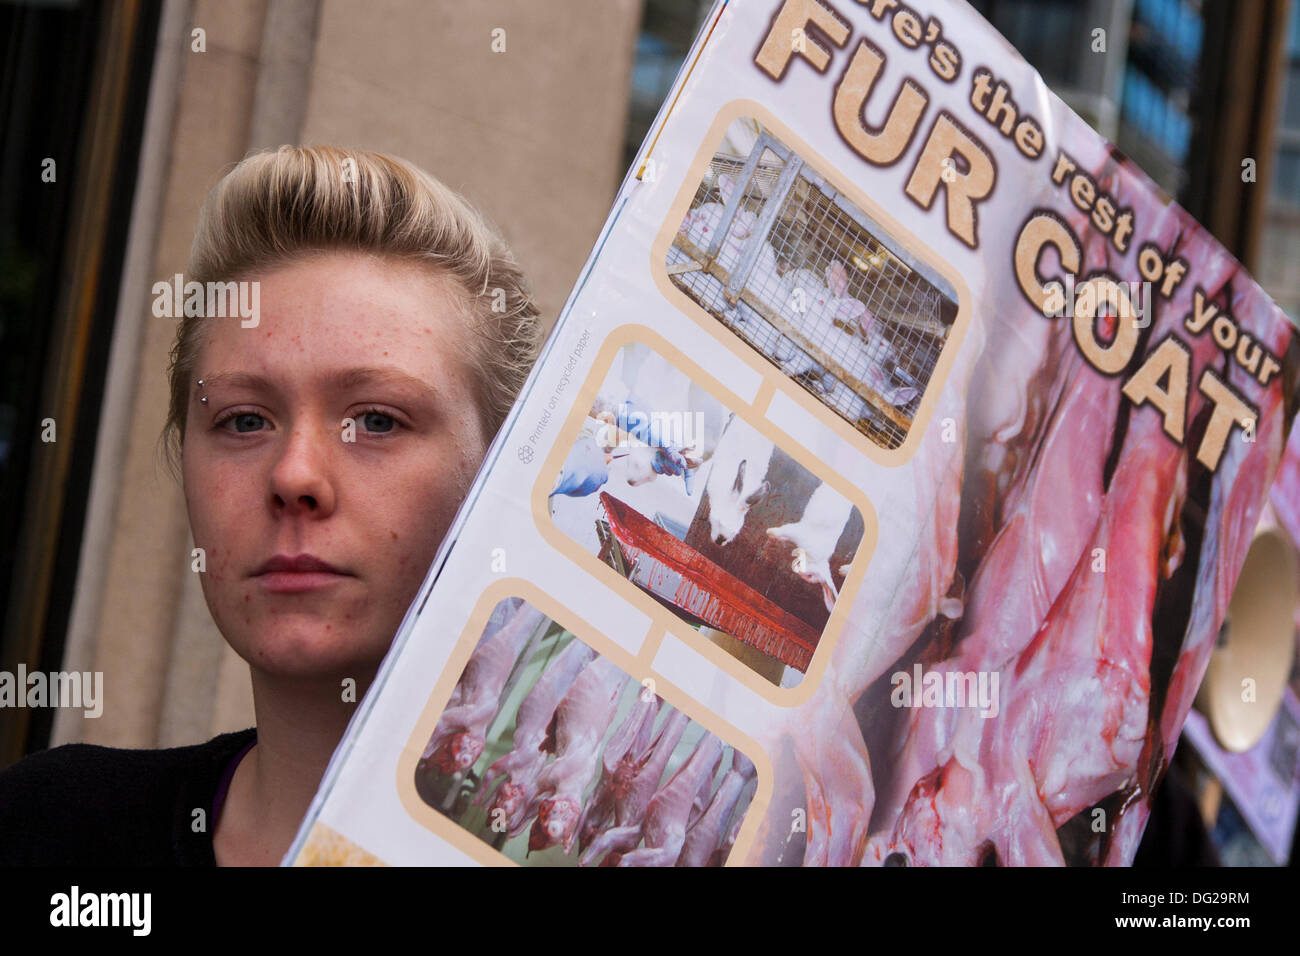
[
  {"xmin": 256, "ymin": 571, "xmax": 350, "ymax": 594},
  {"xmin": 253, "ymin": 554, "xmax": 352, "ymax": 594}
]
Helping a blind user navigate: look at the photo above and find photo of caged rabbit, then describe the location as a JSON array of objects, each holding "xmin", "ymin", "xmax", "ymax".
[
  {"xmin": 547, "ymin": 343, "xmax": 864, "ymax": 688},
  {"xmin": 414, "ymin": 598, "xmax": 758, "ymax": 867},
  {"xmin": 666, "ymin": 116, "xmax": 959, "ymax": 451}
]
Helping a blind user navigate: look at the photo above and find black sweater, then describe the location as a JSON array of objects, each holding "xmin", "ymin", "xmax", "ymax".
[
  {"xmin": 0, "ymin": 728, "xmax": 256, "ymax": 866},
  {"xmin": 0, "ymin": 726, "xmax": 1220, "ymax": 866}
]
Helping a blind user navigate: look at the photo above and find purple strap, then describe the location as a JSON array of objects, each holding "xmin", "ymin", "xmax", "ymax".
[{"xmin": 212, "ymin": 737, "xmax": 256, "ymax": 823}]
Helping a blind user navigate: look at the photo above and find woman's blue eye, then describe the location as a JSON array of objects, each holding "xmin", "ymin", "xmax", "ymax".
[
  {"xmin": 232, "ymin": 413, "xmax": 265, "ymax": 433},
  {"xmin": 361, "ymin": 411, "xmax": 396, "ymax": 433}
]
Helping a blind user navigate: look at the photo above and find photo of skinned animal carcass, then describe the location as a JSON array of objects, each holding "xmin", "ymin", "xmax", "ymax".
[
  {"xmin": 742, "ymin": 134, "xmax": 1300, "ymax": 867},
  {"xmin": 547, "ymin": 343, "xmax": 864, "ymax": 686},
  {"xmin": 415, "ymin": 598, "xmax": 757, "ymax": 867},
  {"xmin": 667, "ymin": 117, "xmax": 959, "ymax": 450}
]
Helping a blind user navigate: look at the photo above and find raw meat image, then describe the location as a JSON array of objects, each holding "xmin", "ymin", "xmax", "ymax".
[
  {"xmin": 667, "ymin": 116, "xmax": 959, "ymax": 450},
  {"xmin": 414, "ymin": 598, "xmax": 757, "ymax": 867},
  {"xmin": 547, "ymin": 343, "xmax": 864, "ymax": 687},
  {"xmin": 741, "ymin": 131, "xmax": 1300, "ymax": 867}
]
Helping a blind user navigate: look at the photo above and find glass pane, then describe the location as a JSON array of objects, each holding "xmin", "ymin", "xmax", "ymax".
[
  {"xmin": 623, "ymin": 0, "xmax": 717, "ymax": 173},
  {"xmin": 1272, "ymin": 148, "xmax": 1300, "ymax": 210},
  {"xmin": 1284, "ymin": 65, "xmax": 1300, "ymax": 131}
]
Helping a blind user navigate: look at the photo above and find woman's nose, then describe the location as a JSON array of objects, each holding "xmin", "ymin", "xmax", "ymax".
[{"xmin": 268, "ymin": 423, "xmax": 337, "ymax": 516}]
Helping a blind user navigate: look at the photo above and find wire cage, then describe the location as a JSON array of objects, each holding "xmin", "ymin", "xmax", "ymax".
[{"xmin": 668, "ymin": 129, "xmax": 959, "ymax": 449}]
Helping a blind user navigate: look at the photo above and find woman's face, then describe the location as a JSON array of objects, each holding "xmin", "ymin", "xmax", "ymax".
[{"xmin": 182, "ymin": 251, "xmax": 489, "ymax": 682}]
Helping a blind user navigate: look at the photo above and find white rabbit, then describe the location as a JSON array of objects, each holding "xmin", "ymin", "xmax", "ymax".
[
  {"xmin": 767, "ymin": 264, "xmax": 836, "ymax": 381},
  {"xmin": 615, "ymin": 445, "xmax": 661, "ymax": 486},
  {"xmin": 743, "ymin": 240, "xmax": 784, "ymax": 304},
  {"xmin": 823, "ymin": 259, "xmax": 877, "ymax": 338},
  {"xmin": 680, "ymin": 172, "xmax": 747, "ymax": 257},
  {"xmin": 781, "ymin": 261, "xmax": 863, "ymax": 369},
  {"xmin": 765, "ymin": 481, "xmax": 856, "ymax": 612},
  {"xmin": 681, "ymin": 200, "xmax": 724, "ymax": 254},
  {"xmin": 679, "ymin": 174, "xmax": 783, "ymax": 328},
  {"xmin": 715, "ymin": 171, "xmax": 755, "ymax": 234},
  {"xmin": 704, "ymin": 415, "xmax": 775, "ymax": 547},
  {"xmin": 780, "ymin": 267, "xmax": 833, "ymax": 321},
  {"xmin": 711, "ymin": 175, "xmax": 781, "ymax": 293},
  {"xmin": 836, "ymin": 296, "xmax": 875, "ymax": 338},
  {"xmin": 718, "ymin": 232, "xmax": 779, "ymax": 289}
]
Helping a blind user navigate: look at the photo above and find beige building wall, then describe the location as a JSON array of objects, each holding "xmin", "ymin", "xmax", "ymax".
[{"xmin": 53, "ymin": 0, "xmax": 642, "ymax": 750}]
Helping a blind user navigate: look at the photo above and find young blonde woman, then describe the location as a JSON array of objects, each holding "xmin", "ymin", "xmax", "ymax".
[{"xmin": 0, "ymin": 146, "xmax": 542, "ymax": 866}]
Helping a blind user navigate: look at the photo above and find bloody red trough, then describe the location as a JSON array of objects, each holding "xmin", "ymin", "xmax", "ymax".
[{"xmin": 599, "ymin": 492, "xmax": 821, "ymax": 672}]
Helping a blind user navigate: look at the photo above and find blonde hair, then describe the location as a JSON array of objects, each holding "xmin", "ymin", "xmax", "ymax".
[{"xmin": 163, "ymin": 145, "xmax": 542, "ymax": 470}]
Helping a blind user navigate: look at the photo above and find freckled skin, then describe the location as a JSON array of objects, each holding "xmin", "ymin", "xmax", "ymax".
[{"xmin": 182, "ymin": 252, "xmax": 489, "ymax": 682}]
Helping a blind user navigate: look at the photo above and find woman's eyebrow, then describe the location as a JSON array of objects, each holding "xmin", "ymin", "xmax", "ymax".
[
  {"xmin": 199, "ymin": 370, "xmax": 276, "ymax": 393},
  {"xmin": 198, "ymin": 367, "xmax": 438, "ymax": 399},
  {"xmin": 322, "ymin": 366, "xmax": 440, "ymax": 399}
]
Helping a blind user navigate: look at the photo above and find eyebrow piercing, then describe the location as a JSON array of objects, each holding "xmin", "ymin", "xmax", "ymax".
[{"xmin": 197, "ymin": 379, "xmax": 208, "ymax": 405}]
